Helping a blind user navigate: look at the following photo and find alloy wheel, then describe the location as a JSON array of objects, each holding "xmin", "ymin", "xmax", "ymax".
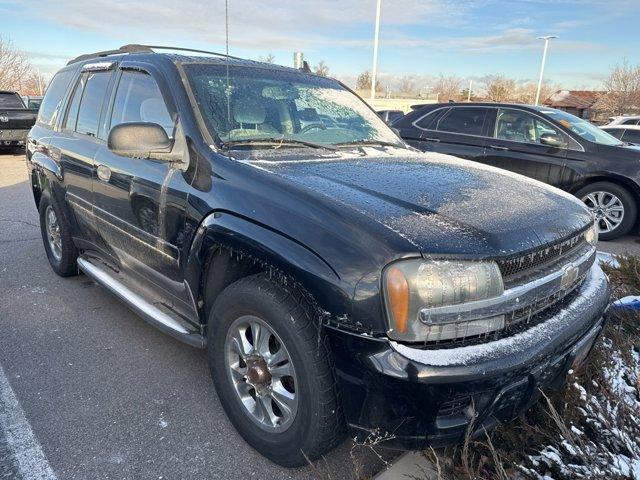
[
  {"xmin": 581, "ymin": 191, "xmax": 625, "ymax": 234},
  {"xmin": 45, "ymin": 205, "xmax": 63, "ymax": 261},
  {"xmin": 224, "ymin": 315, "xmax": 298, "ymax": 432}
]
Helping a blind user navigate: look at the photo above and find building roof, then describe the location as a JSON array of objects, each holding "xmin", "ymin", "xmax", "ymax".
[{"xmin": 543, "ymin": 90, "xmax": 605, "ymax": 109}]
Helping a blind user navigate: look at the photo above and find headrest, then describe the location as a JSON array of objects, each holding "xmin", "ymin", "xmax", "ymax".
[{"xmin": 233, "ymin": 100, "xmax": 266, "ymax": 124}]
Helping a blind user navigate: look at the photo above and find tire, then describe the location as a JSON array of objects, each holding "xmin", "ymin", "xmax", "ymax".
[
  {"xmin": 207, "ymin": 274, "xmax": 344, "ymax": 467},
  {"xmin": 576, "ymin": 182, "xmax": 637, "ymax": 241},
  {"xmin": 38, "ymin": 195, "xmax": 79, "ymax": 276}
]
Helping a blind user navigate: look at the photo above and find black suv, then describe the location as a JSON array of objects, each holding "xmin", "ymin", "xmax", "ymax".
[
  {"xmin": 394, "ymin": 103, "xmax": 640, "ymax": 240},
  {"xmin": 28, "ymin": 45, "xmax": 609, "ymax": 467}
]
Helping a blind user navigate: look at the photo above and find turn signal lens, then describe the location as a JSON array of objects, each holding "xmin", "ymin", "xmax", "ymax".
[{"xmin": 386, "ymin": 266, "xmax": 410, "ymax": 334}]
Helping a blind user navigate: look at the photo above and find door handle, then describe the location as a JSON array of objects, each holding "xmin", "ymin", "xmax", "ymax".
[
  {"xmin": 489, "ymin": 145, "xmax": 509, "ymax": 151},
  {"xmin": 423, "ymin": 137, "xmax": 440, "ymax": 143},
  {"xmin": 96, "ymin": 164, "xmax": 111, "ymax": 182}
]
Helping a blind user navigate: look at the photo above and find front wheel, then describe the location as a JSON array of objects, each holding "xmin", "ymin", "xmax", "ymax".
[
  {"xmin": 207, "ymin": 274, "xmax": 343, "ymax": 467},
  {"xmin": 576, "ymin": 182, "xmax": 637, "ymax": 241}
]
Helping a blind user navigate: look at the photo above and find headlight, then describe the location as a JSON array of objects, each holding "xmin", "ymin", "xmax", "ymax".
[
  {"xmin": 585, "ymin": 221, "xmax": 598, "ymax": 247},
  {"xmin": 383, "ymin": 259, "xmax": 504, "ymax": 342}
]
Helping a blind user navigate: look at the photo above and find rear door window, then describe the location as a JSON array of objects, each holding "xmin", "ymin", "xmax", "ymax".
[
  {"xmin": 434, "ymin": 107, "xmax": 488, "ymax": 136},
  {"xmin": 37, "ymin": 69, "xmax": 75, "ymax": 128},
  {"xmin": 606, "ymin": 128, "xmax": 625, "ymax": 140},
  {"xmin": 622, "ymin": 129, "xmax": 640, "ymax": 144},
  {"xmin": 76, "ymin": 71, "xmax": 112, "ymax": 137},
  {"xmin": 110, "ymin": 70, "xmax": 174, "ymax": 136},
  {"xmin": 62, "ymin": 74, "xmax": 86, "ymax": 132},
  {"xmin": 0, "ymin": 93, "xmax": 25, "ymax": 108}
]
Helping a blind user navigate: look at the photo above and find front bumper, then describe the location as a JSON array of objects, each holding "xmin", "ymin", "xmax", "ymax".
[
  {"xmin": 328, "ymin": 263, "xmax": 610, "ymax": 449},
  {"xmin": 0, "ymin": 129, "xmax": 28, "ymax": 145}
]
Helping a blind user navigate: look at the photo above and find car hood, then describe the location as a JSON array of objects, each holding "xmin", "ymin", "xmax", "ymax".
[{"xmin": 243, "ymin": 148, "xmax": 592, "ymax": 257}]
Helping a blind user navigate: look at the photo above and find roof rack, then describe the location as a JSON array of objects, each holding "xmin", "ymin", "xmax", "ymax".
[{"xmin": 67, "ymin": 44, "xmax": 243, "ymax": 65}]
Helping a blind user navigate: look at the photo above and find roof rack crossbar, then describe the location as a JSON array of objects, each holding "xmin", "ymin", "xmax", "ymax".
[{"xmin": 66, "ymin": 44, "xmax": 244, "ymax": 66}]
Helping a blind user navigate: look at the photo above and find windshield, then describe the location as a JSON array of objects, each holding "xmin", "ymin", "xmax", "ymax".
[
  {"xmin": 0, "ymin": 93, "xmax": 25, "ymax": 108},
  {"xmin": 183, "ymin": 64, "xmax": 401, "ymax": 148},
  {"xmin": 539, "ymin": 108, "xmax": 622, "ymax": 146}
]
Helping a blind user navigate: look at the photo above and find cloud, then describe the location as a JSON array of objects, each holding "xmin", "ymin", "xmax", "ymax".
[{"xmin": 18, "ymin": 0, "xmax": 469, "ymax": 51}]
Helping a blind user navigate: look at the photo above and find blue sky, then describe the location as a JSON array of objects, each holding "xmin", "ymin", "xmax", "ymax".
[{"xmin": 1, "ymin": 0, "xmax": 637, "ymax": 88}]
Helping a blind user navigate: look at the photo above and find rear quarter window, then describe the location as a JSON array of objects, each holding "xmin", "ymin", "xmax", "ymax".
[{"xmin": 37, "ymin": 69, "xmax": 76, "ymax": 128}]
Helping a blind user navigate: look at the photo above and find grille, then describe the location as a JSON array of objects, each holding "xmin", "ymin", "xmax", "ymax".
[
  {"xmin": 497, "ymin": 229, "xmax": 587, "ymax": 282},
  {"xmin": 415, "ymin": 276, "xmax": 586, "ymax": 350},
  {"xmin": 437, "ymin": 394, "xmax": 471, "ymax": 418}
]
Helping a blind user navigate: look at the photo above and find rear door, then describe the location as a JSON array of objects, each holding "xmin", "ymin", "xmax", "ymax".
[
  {"xmin": 92, "ymin": 63, "xmax": 193, "ymax": 311},
  {"xmin": 55, "ymin": 64, "xmax": 115, "ymax": 249},
  {"xmin": 481, "ymin": 107, "xmax": 573, "ymax": 186},
  {"xmin": 412, "ymin": 106, "xmax": 489, "ymax": 162}
]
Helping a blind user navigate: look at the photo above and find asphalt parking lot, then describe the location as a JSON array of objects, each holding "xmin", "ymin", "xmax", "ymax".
[
  {"xmin": 0, "ymin": 150, "xmax": 394, "ymax": 479},
  {"xmin": 1, "ymin": 150, "xmax": 638, "ymax": 480}
]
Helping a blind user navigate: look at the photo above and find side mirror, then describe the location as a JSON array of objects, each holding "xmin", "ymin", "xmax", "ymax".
[
  {"xmin": 540, "ymin": 132, "xmax": 567, "ymax": 149},
  {"xmin": 107, "ymin": 122, "xmax": 173, "ymax": 159}
]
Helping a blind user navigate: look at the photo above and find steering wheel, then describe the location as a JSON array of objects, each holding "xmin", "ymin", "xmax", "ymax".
[{"xmin": 300, "ymin": 123, "xmax": 326, "ymax": 134}]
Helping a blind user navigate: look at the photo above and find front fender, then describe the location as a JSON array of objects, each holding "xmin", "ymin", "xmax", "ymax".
[{"xmin": 184, "ymin": 211, "xmax": 354, "ymax": 325}]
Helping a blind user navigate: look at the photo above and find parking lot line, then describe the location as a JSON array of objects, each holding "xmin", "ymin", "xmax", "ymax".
[{"xmin": 0, "ymin": 365, "xmax": 57, "ymax": 480}]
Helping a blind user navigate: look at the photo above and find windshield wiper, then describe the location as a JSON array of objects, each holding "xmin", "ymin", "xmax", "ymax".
[
  {"xmin": 335, "ymin": 140, "xmax": 403, "ymax": 148},
  {"xmin": 223, "ymin": 138, "xmax": 337, "ymax": 151}
]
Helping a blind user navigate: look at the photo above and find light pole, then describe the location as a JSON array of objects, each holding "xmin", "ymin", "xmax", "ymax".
[
  {"xmin": 370, "ymin": 0, "xmax": 382, "ymax": 100},
  {"xmin": 535, "ymin": 35, "xmax": 557, "ymax": 106}
]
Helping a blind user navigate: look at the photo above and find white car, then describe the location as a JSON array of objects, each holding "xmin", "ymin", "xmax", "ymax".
[
  {"xmin": 605, "ymin": 115, "xmax": 640, "ymax": 126},
  {"xmin": 601, "ymin": 125, "xmax": 640, "ymax": 145}
]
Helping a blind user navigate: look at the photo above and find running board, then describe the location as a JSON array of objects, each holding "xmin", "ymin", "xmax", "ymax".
[{"xmin": 77, "ymin": 257, "xmax": 205, "ymax": 348}]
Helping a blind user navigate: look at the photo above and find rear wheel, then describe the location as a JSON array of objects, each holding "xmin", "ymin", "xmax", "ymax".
[
  {"xmin": 207, "ymin": 274, "xmax": 343, "ymax": 467},
  {"xmin": 576, "ymin": 182, "xmax": 637, "ymax": 241},
  {"xmin": 38, "ymin": 195, "xmax": 79, "ymax": 276}
]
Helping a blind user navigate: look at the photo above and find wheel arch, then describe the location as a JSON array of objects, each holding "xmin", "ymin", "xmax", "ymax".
[
  {"xmin": 184, "ymin": 211, "xmax": 347, "ymax": 330},
  {"xmin": 568, "ymin": 173, "xmax": 640, "ymax": 205}
]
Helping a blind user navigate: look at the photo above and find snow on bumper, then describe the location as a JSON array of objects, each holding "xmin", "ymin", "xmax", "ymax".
[{"xmin": 389, "ymin": 262, "xmax": 610, "ymax": 378}]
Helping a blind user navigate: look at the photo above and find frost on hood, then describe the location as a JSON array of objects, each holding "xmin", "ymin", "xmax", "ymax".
[{"xmin": 242, "ymin": 150, "xmax": 592, "ymax": 257}]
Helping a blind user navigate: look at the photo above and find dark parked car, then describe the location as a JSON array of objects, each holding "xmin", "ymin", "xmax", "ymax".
[
  {"xmin": 601, "ymin": 125, "xmax": 640, "ymax": 146},
  {"xmin": 394, "ymin": 102, "xmax": 640, "ymax": 240},
  {"xmin": 0, "ymin": 90, "xmax": 38, "ymax": 149},
  {"xmin": 28, "ymin": 46, "xmax": 608, "ymax": 467},
  {"xmin": 376, "ymin": 109, "xmax": 404, "ymax": 125}
]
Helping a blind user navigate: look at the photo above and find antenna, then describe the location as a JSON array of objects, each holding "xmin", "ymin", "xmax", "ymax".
[{"xmin": 225, "ymin": 0, "xmax": 231, "ymax": 138}]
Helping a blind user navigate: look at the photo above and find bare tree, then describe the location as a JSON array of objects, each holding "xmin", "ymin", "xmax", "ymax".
[
  {"xmin": 515, "ymin": 81, "xmax": 561, "ymax": 105},
  {"xmin": 596, "ymin": 60, "xmax": 640, "ymax": 116},
  {"xmin": 259, "ymin": 53, "xmax": 275, "ymax": 64},
  {"xmin": 397, "ymin": 76, "xmax": 417, "ymax": 96},
  {"xmin": 484, "ymin": 75, "xmax": 517, "ymax": 102},
  {"xmin": 314, "ymin": 60, "xmax": 330, "ymax": 77},
  {"xmin": 432, "ymin": 75, "xmax": 461, "ymax": 102},
  {"xmin": 0, "ymin": 36, "xmax": 32, "ymax": 91},
  {"xmin": 355, "ymin": 71, "xmax": 382, "ymax": 92},
  {"xmin": 21, "ymin": 70, "xmax": 49, "ymax": 96}
]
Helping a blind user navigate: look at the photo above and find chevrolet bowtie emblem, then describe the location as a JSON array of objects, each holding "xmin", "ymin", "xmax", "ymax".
[{"xmin": 560, "ymin": 264, "xmax": 579, "ymax": 290}]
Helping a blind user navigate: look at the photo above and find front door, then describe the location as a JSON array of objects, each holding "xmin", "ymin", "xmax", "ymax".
[
  {"xmin": 481, "ymin": 107, "xmax": 570, "ymax": 187},
  {"xmin": 92, "ymin": 65, "xmax": 193, "ymax": 313}
]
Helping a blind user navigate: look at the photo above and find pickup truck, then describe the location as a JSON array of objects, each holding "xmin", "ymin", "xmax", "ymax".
[
  {"xmin": 0, "ymin": 91, "xmax": 38, "ymax": 148},
  {"xmin": 27, "ymin": 44, "xmax": 609, "ymax": 468}
]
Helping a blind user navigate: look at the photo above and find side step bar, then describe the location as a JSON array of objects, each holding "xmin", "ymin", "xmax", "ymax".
[{"xmin": 77, "ymin": 257, "xmax": 205, "ymax": 348}]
